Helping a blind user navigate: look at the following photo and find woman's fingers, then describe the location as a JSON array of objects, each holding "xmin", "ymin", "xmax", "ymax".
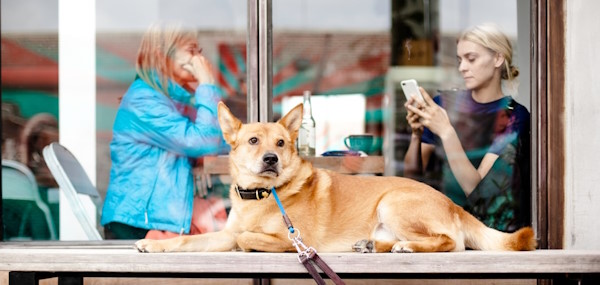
[
  {"xmin": 188, "ymin": 55, "xmax": 215, "ymax": 84},
  {"xmin": 182, "ymin": 63, "xmax": 194, "ymax": 73},
  {"xmin": 420, "ymin": 87, "xmax": 436, "ymax": 106},
  {"xmin": 406, "ymin": 104, "xmax": 428, "ymax": 118}
]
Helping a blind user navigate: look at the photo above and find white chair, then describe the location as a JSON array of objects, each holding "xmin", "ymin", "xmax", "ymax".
[
  {"xmin": 2, "ymin": 160, "xmax": 58, "ymax": 240},
  {"xmin": 42, "ymin": 142, "xmax": 102, "ymax": 240}
]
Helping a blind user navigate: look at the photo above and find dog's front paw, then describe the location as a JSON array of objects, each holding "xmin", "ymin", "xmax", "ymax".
[
  {"xmin": 134, "ymin": 239, "xmax": 166, "ymax": 253},
  {"xmin": 353, "ymin": 239, "xmax": 374, "ymax": 253}
]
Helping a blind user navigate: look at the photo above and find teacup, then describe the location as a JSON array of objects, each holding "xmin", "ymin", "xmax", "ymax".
[{"xmin": 344, "ymin": 134, "xmax": 374, "ymax": 154}]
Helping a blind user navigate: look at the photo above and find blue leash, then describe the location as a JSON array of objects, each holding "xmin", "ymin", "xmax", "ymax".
[
  {"xmin": 270, "ymin": 186, "xmax": 345, "ymax": 285},
  {"xmin": 271, "ymin": 187, "xmax": 295, "ymax": 233}
]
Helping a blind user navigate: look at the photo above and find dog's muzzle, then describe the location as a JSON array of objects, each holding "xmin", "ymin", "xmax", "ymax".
[{"xmin": 260, "ymin": 153, "xmax": 279, "ymax": 176}]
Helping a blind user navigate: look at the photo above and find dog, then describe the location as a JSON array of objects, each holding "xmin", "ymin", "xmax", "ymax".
[{"xmin": 134, "ymin": 102, "xmax": 537, "ymax": 253}]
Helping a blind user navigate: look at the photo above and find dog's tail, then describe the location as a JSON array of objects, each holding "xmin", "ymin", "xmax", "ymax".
[{"xmin": 461, "ymin": 210, "xmax": 537, "ymax": 251}]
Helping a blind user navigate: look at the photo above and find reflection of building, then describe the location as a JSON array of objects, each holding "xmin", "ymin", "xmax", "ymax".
[
  {"xmin": 2, "ymin": 30, "xmax": 391, "ymax": 195},
  {"xmin": 1, "ymin": 35, "xmax": 60, "ymax": 177}
]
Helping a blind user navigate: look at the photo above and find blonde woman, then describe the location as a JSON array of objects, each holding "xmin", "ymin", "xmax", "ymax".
[
  {"xmin": 404, "ymin": 23, "xmax": 531, "ymax": 232},
  {"xmin": 101, "ymin": 24, "xmax": 228, "ymax": 239}
]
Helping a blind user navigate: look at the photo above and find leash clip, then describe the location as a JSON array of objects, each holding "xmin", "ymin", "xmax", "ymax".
[
  {"xmin": 289, "ymin": 229, "xmax": 317, "ymax": 263},
  {"xmin": 274, "ymin": 187, "xmax": 344, "ymax": 284}
]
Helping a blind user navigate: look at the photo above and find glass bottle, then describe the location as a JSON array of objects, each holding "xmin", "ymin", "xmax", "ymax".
[{"xmin": 298, "ymin": 90, "xmax": 316, "ymax": 156}]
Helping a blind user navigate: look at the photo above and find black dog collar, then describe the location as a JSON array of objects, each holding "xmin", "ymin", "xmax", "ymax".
[{"xmin": 234, "ymin": 185, "xmax": 272, "ymax": 200}]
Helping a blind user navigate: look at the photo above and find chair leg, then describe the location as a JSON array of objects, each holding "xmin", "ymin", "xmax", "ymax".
[{"xmin": 18, "ymin": 204, "xmax": 33, "ymax": 237}]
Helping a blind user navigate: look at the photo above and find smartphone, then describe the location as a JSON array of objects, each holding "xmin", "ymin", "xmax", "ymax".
[{"xmin": 400, "ymin": 79, "xmax": 425, "ymax": 105}]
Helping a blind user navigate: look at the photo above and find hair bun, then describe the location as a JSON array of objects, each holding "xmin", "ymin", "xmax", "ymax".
[
  {"xmin": 510, "ymin": 65, "xmax": 519, "ymax": 79},
  {"xmin": 502, "ymin": 65, "xmax": 519, "ymax": 80}
]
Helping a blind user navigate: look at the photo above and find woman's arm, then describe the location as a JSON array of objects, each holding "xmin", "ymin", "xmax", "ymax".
[
  {"xmin": 436, "ymin": 126, "xmax": 498, "ymax": 195},
  {"xmin": 406, "ymin": 87, "xmax": 498, "ymax": 196},
  {"xmin": 403, "ymin": 133, "xmax": 436, "ymax": 177},
  {"xmin": 116, "ymin": 86, "xmax": 224, "ymax": 158}
]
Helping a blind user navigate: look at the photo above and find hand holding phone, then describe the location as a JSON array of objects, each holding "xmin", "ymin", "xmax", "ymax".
[{"xmin": 401, "ymin": 79, "xmax": 425, "ymax": 106}]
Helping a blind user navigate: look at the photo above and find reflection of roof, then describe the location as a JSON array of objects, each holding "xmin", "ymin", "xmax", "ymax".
[
  {"xmin": 2, "ymin": 31, "xmax": 390, "ymax": 129},
  {"xmin": 1, "ymin": 36, "xmax": 58, "ymax": 89}
]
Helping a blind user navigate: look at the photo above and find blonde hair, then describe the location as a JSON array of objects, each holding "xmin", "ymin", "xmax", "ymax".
[
  {"xmin": 459, "ymin": 23, "xmax": 519, "ymax": 81},
  {"xmin": 136, "ymin": 23, "xmax": 197, "ymax": 97}
]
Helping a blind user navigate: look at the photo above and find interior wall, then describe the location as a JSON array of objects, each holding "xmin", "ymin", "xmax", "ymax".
[{"xmin": 564, "ymin": 0, "xmax": 600, "ymax": 249}]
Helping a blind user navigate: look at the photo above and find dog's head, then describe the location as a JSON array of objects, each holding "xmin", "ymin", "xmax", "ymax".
[{"xmin": 218, "ymin": 102, "xmax": 304, "ymax": 188}]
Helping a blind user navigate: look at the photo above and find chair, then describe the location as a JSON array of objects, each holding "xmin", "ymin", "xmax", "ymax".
[
  {"xmin": 42, "ymin": 142, "xmax": 102, "ymax": 240},
  {"xmin": 2, "ymin": 159, "xmax": 57, "ymax": 240}
]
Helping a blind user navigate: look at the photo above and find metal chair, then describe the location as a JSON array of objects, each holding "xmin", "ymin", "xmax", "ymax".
[
  {"xmin": 2, "ymin": 159, "xmax": 57, "ymax": 240},
  {"xmin": 42, "ymin": 142, "xmax": 102, "ymax": 240}
]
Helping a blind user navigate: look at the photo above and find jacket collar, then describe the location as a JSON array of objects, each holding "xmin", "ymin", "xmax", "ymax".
[{"xmin": 143, "ymin": 72, "xmax": 195, "ymax": 106}]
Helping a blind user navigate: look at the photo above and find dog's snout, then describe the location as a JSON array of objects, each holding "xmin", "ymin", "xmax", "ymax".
[{"xmin": 263, "ymin": 153, "xmax": 278, "ymax": 166}]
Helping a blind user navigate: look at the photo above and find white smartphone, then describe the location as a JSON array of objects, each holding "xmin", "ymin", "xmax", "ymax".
[{"xmin": 400, "ymin": 79, "xmax": 425, "ymax": 105}]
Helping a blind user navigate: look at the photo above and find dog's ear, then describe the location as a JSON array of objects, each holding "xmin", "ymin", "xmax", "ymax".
[
  {"xmin": 218, "ymin": 102, "xmax": 242, "ymax": 145},
  {"xmin": 277, "ymin": 103, "xmax": 303, "ymax": 141}
]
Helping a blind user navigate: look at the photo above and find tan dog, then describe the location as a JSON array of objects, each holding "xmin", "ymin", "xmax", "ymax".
[{"xmin": 134, "ymin": 102, "xmax": 537, "ymax": 253}]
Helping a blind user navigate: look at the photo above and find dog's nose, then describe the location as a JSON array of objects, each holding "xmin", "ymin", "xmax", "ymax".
[{"xmin": 263, "ymin": 153, "xmax": 278, "ymax": 166}]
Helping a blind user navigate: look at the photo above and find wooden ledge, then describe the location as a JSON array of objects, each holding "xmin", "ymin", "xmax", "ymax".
[{"xmin": 1, "ymin": 244, "xmax": 599, "ymax": 276}]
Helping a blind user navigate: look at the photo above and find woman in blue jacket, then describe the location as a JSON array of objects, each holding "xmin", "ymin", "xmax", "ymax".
[{"xmin": 101, "ymin": 24, "xmax": 228, "ymax": 239}]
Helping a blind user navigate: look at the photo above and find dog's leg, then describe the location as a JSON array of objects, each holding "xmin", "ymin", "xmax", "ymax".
[
  {"xmin": 353, "ymin": 223, "xmax": 398, "ymax": 253},
  {"xmin": 135, "ymin": 230, "xmax": 238, "ymax": 253},
  {"xmin": 236, "ymin": 232, "xmax": 293, "ymax": 252},
  {"xmin": 390, "ymin": 234, "xmax": 456, "ymax": 253}
]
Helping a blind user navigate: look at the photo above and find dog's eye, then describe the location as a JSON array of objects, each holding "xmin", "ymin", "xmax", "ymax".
[
  {"xmin": 249, "ymin": 137, "xmax": 258, "ymax": 145},
  {"xmin": 277, "ymin": 139, "xmax": 284, "ymax": 147}
]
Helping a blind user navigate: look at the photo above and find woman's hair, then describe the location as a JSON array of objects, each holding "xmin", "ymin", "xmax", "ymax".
[
  {"xmin": 18, "ymin": 113, "xmax": 58, "ymax": 166},
  {"xmin": 136, "ymin": 23, "xmax": 197, "ymax": 97},
  {"xmin": 459, "ymin": 23, "xmax": 519, "ymax": 81}
]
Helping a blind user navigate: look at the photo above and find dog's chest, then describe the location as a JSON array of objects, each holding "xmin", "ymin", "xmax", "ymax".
[{"xmin": 237, "ymin": 202, "xmax": 285, "ymax": 234}]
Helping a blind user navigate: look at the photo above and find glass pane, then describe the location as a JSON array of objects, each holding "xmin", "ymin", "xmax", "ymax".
[
  {"xmin": 95, "ymin": 0, "xmax": 247, "ymax": 240},
  {"xmin": 2, "ymin": 0, "xmax": 60, "ymax": 240},
  {"xmin": 272, "ymin": 0, "xmax": 391, "ymax": 156},
  {"xmin": 272, "ymin": 0, "xmax": 532, "ymax": 232}
]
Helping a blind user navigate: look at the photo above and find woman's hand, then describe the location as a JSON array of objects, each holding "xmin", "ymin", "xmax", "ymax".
[
  {"xmin": 182, "ymin": 55, "xmax": 215, "ymax": 85},
  {"xmin": 406, "ymin": 87, "xmax": 454, "ymax": 140},
  {"xmin": 404, "ymin": 96, "xmax": 424, "ymax": 137}
]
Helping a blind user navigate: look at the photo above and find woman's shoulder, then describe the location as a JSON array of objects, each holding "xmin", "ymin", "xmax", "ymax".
[
  {"xmin": 122, "ymin": 79, "xmax": 167, "ymax": 104},
  {"xmin": 509, "ymin": 98, "xmax": 529, "ymax": 112},
  {"xmin": 508, "ymin": 97, "xmax": 530, "ymax": 119}
]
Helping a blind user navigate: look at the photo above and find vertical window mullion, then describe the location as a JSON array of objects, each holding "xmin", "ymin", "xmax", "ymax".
[
  {"xmin": 247, "ymin": 0, "xmax": 272, "ymax": 123},
  {"xmin": 247, "ymin": 0, "xmax": 259, "ymax": 123}
]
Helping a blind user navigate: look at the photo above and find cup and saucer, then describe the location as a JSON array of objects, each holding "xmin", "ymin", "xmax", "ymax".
[{"xmin": 321, "ymin": 134, "xmax": 374, "ymax": 157}]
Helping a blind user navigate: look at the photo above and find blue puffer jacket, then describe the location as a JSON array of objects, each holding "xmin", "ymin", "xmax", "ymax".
[{"xmin": 100, "ymin": 77, "xmax": 227, "ymax": 234}]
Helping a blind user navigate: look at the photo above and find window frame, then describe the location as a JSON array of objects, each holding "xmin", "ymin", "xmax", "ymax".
[{"xmin": 534, "ymin": 0, "xmax": 565, "ymax": 249}]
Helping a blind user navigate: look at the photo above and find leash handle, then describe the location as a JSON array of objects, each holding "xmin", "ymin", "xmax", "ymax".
[
  {"xmin": 300, "ymin": 254, "xmax": 327, "ymax": 285},
  {"xmin": 310, "ymin": 252, "xmax": 345, "ymax": 285},
  {"xmin": 271, "ymin": 187, "xmax": 295, "ymax": 233},
  {"xmin": 272, "ymin": 187, "xmax": 345, "ymax": 285}
]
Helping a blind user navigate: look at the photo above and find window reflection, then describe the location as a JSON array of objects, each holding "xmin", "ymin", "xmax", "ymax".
[
  {"xmin": 94, "ymin": 1, "xmax": 247, "ymax": 240},
  {"xmin": 2, "ymin": 0, "xmax": 60, "ymax": 241},
  {"xmin": 273, "ymin": 0, "xmax": 390, "ymax": 155},
  {"xmin": 1, "ymin": 0, "xmax": 532, "ymax": 242},
  {"xmin": 272, "ymin": 0, "xmax": 531, "ymax": 232},
  {"xmin": 1, "ymin": 0, "xmax": 248, "ymax": 241}
]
